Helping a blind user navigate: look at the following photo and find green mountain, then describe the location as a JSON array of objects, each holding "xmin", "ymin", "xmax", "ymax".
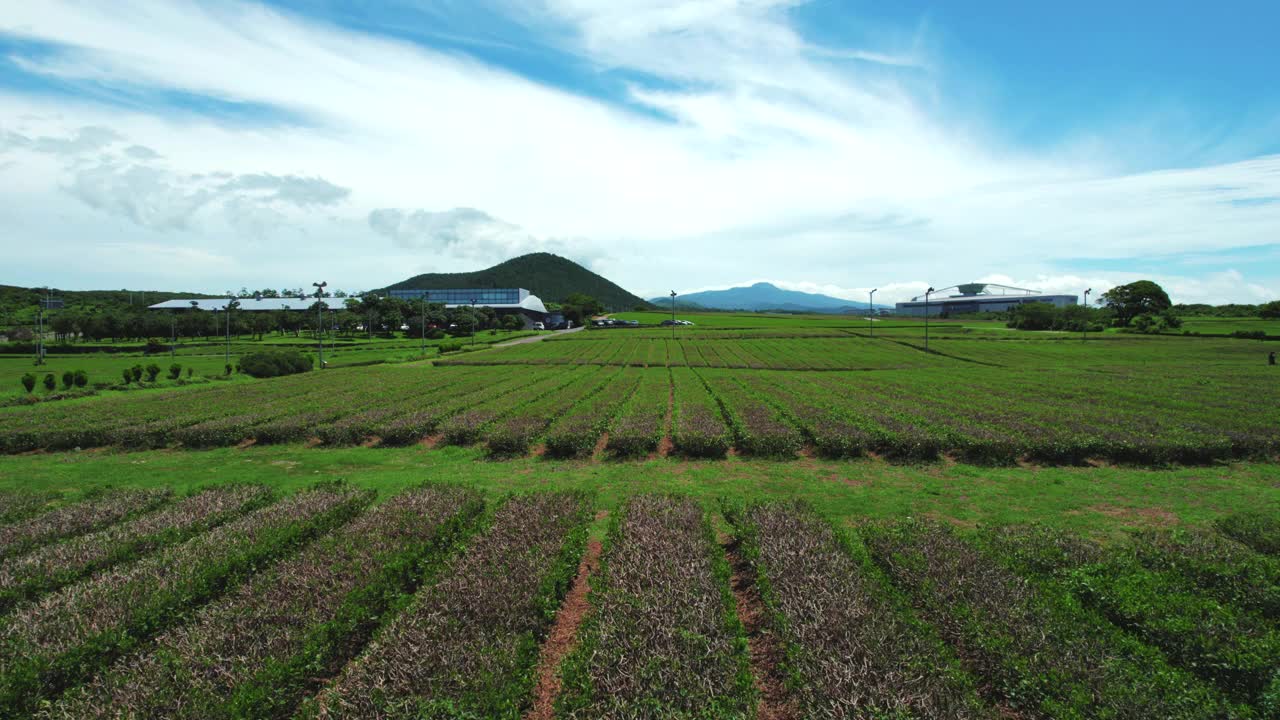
[{"xmin": 385, "ymin": 253, "xmax": 652, "ymax": 311}]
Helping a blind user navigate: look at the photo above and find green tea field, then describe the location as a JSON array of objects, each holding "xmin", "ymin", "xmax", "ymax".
[{"xmin": 1, "ymin": 313, "xmax": 1277, "ymax": 718}]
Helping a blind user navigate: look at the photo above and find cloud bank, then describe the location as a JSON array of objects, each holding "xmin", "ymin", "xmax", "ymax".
[{"xmin": 0, "ymin": 0, "xmax": 1276, "ymax": 303}]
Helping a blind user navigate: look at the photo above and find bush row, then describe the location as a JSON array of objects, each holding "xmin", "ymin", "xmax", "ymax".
[
  {"xmin": 558, "ymin": 495, "xmax": 754, "ymax": 718},
  {"xmin": 984, "ymin": 525, "xmax": 1280, "ymax": 711},
  {"xmin": 47, "ymin": 484, "xmax": 482, "ymax": 720},
  {"xmin": 542, "ymin": 369, "xmax": 640, "ymax": 457},
  {"xmin": 862, "ymin": 519, "xmax": 1238, "ymax": 719},
  {"xmin": 307, "ymin": 491, "xmax": 590, "ymax": 719},
  {"xmin": 605, "ymin": 368, "xmax": 669, "ymax": 456},
  {"xmin": 0, "ymin": 485, "xmax": 369, "ymax": 715},
  {"xmin": 726, "ymin": 502, "xmax": 989, "ymax": 718},
  {"xmin": 0, "ymin": 488, "xmax": 171, "ymax": 560},
  {"xmin": 0, "ymin": 484, "xmax": 271, "ymax": 614}
]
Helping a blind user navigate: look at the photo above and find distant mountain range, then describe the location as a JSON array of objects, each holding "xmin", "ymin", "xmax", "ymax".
[
  {"xmin": 650, "ymin": 282, "xmax": 884, "ymax": 314},
  {"xmin": 385, "ymin": 252, "xmax": 652, "ymax": 311}
]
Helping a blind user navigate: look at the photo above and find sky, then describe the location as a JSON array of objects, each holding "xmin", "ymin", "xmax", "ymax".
[{"xmin": 2, "ymin": 0, "xmax": 1279, "ymax": 305}]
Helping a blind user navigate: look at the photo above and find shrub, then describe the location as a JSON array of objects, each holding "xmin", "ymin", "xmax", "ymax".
[
  {"xmin": 1218, "ymin": 511, "xmax": 1280, "ymax": 556},
  {"xmin": 425, "ymin": 328, "xmax": 445, "ymax": 340},
  {"xmin": 1232, "ymin": 330, "xmax": 1267, "ymax": 340},
  {"xmin": 73, "ymin": 370, "xmax": 87, "ymax": 388},
  {"xmin": 60, "ymin": 371, "xmax": 74, "ymax": 390},
  {"xmin": 167, "ymin": 364, "xmax": 181, "ymax": 380},
  {"xmin": 121, "ymin": 369, "xmax": 131, "ymax": 385},
  {"xmin": 144, "ymin": 364, "xmax": 161, "ymax": 382},
  {"xmin": 186, "ymin": 367, "xmax": 193, "ymax": 377},
  {"xmin": 143, "ymin": 338, "xmax": 165, "ymax": 354},
  {"xmin": 130, "ymin": 365, "xmax": 143, "ymax": 383},
  {"xmin": 20, "ymin": 374, "xmax": 35, "ymax": 393},
  {"xmin": 438, "ymin": 341, "xmax": 463, "ymax": 353},
  {"xmin": 42, "ymin": 374, "xmax": 56, "ymax": 392},
  {"xmin": 239, "ymin": 350, "xmax": 314, "ymax": 379},
  {"xmin": 224, "ymin": 364, "xmax": 232, "ymax": 376}
]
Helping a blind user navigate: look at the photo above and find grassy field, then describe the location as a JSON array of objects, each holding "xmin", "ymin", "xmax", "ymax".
[
  {"xmin": 3, "ymin": 445, "xmax": 1276, "ymax": 541},
  {"xmin": 2, "ymin": 312, "xmax": 1279, "ymax": 717},
  {"xmin": 0, "ymin": 330, "xmax": 537, "ymax": 400}
]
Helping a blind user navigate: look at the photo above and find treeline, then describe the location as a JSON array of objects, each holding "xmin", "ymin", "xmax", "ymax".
[{"xmin": 4, "ymin": 296, "xmax": 526, "ymax": 345}]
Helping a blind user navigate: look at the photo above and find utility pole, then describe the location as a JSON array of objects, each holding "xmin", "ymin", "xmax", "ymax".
[
  {"xmin": 869, "ymin": 288, "xmax": 877, "ymax": 338},
  {"xmin": 1082, "ymin": 288, "xmax": 1092, "ymax": 342},
  {"xmin": 924, "ymin": 286, "xmax": 935, "ymax": 352},
  {"xmin": 313, "ymin": 282, "xmax": 327, "ymax": 368}
]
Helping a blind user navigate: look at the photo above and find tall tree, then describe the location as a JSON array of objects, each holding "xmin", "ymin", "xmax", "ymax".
[{"xmin": 1100, "ymin": 281, "xmax": 1172, "ymax": 326}]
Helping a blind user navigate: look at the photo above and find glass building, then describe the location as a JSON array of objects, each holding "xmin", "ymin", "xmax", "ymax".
[{"xmin": 388, "ymin": 288, "xmax": 528, "ymax": 305}]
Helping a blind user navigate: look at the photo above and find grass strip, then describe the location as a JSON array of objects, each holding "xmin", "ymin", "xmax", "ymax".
[
  {"xmin": 558, "ymin": 494, "xmax": 755, "ymax": 719},
  {"xmin": 307, "ymin": 491, "xmax": 591, "ymax": 719},
  {"xmin": 0, "ymin": 484, "xmax": 369, "ymax": 716}
]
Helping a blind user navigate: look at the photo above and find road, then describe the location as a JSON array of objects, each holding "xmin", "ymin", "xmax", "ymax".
[{"xmin": 495, "ymin": 326, "xmax": 584, "ymax": 347}]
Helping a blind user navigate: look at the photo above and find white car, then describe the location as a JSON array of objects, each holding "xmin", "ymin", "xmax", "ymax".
[{"xmin": 533, "ymin": 322, "xmax": 545, "ymax": 330}]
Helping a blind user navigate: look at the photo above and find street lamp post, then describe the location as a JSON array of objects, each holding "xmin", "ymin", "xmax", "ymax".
[
  {"xmin": 670, "ymin": 291, "xmax": 677, "ymax": 339},
  {"xmin": 420, "ymin": 293, "xmax": 428, "ymax": 355},
  {"xmin": 313, "ymin": 282, "xmax": 327, "ymax": 368},
  {"xmin": 869, "ymin": 288, "xmax": 877, "ymax": 338},
  {"xmin": 223, "ymin": 295, "xmax": 239, "ymax": 368},
  {"xmin": 924, "ymin": 286, "xmax": 936, "ymax": 352},
  {"xmin": 1082, "ymin": 288, "xmax": 1092, "ymax": 342}
]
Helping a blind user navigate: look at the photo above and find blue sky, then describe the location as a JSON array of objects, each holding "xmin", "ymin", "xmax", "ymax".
[{"xmin": 1, "ymin": 1, "xmax": 1278, "ymax": 304}]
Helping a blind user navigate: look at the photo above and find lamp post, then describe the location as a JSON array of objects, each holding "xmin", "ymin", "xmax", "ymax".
[
  {"xmin": 420, "ymin": 293, "xmax": 428, "ymax": 355},
  {"xmin": 313, "ymin": 282, "xmax": 327, "ymax": 368},
  {"xmin": 924, "ymin": 286, "xmax": 935, "ymax": 352},
  {"xmin": 670, "ymin": 291, "xmax": 677, "ymax": 339},
  {"xmin": 223, "ymin": 295, "xmax": 239, "ymax": 367},
  {"xmin": 1082, "ymin": 288, "xmax": 1092, "ymax": 342},
  {"xmin": 869, "ymin": 288, "xmax": 877, "ymax": 338}
]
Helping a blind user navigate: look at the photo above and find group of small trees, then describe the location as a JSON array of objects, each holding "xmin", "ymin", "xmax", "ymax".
[
  {"xmin": 1004, "ymin": 281, "xmax": 1184, "ymax": 334},
  {"xmin": 20, "ymin": 370, "xmax": 87, "ymax": 394}
]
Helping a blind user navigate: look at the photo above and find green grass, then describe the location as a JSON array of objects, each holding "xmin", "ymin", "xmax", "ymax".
[
  {"xmin": 3, "ymin": 444, "xmax": 1276, "ymax": 543},
  {"xmin": 0, "ymin": 330, "xmax": 537, "ymax": 400}
]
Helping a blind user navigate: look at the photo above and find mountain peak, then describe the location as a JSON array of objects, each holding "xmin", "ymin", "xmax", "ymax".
[
  {"xmin": 385, "ymin": 253, "xmax": 650, "ymax": 310},
  {"xmin": 652, "ymin": 282, "xmax": 882, "ymax": 313}
]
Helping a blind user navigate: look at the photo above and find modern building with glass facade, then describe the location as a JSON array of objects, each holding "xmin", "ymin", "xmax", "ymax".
[
  {"xmin": 894, "ymin": 283, "xmax": 1077, "ymax": 317},
  {"xmin": 388, "ymin": 288, "xmax": 548, "ymax": 325}
]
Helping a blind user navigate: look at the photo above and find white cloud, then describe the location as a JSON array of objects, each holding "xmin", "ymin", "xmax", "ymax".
[{"xmin": 0, "ymin": 0, "xmax": 1277, "ymax": 302}]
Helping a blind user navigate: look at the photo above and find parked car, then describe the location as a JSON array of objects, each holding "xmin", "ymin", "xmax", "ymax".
[
  {"xmin": 660, "ymin": 319, "xmax": 678, "ymax": 326},
  {"xmin": 533, "ymin": 322, "xmax": 545, "ymax": 330}
]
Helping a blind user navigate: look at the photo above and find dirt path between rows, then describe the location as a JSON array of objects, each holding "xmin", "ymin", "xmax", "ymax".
[
  {"xmin": 524, "ymin": 537, "xmax": 603, "ymax": 720},
  {"xmin": 723, "ymin": 536, "xmax": 797, "ymax": 720}
]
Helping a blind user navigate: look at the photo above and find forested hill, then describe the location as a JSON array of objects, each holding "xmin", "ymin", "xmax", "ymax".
[
  {"xmin": 0, "ymin": 286, "xmax": 206, "ymax": 323},
  {"xmin": 384, "ymin": 253, "xmax": 652, "ymax": 310}
]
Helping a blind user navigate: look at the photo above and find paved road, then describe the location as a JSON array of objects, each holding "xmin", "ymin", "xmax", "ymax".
[{"xmin": 495, "ymin": 326, "xmax": 584, "ymax": 347}]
